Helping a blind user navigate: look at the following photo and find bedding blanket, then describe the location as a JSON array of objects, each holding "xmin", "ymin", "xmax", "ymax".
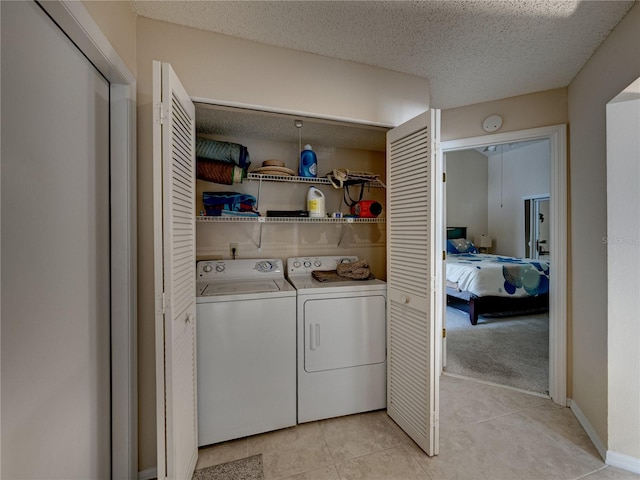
[{"xmin": 446, "ymin": 253, "xmax": 549, "ymax": 298}]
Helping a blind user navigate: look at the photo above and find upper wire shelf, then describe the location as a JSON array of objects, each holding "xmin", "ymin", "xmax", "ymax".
[{"xmin": 245, "ymin": 173, "xmax": 385, "ymax": 188}]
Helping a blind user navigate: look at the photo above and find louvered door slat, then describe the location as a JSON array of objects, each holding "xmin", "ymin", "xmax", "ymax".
[{"xmin": 386, "ymin": 109, "xmax": 440, "ymax": 457}]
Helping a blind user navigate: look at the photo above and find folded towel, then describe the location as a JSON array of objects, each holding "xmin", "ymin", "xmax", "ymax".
[{"xmin": 336, "ymin": 260, "xmax": 371, "ymax": 280}]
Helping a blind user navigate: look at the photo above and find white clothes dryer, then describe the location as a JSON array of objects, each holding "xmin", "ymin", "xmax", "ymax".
[
  {"xmin": 286, "ymin": 256, "xmax": 387, "ymax": 423},
  {"xmin": 196, "ymin": 258, "xmax": 296, "ymax": 446}
]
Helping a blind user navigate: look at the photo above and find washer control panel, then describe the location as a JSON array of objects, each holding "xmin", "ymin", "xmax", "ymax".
[
  {"xmin": 197, "ymin": 259, "xmax": 284, "ymax": 280},
  {"xmin": 287, "ymin": 256, "xmax": 358, "ymax": 275}
]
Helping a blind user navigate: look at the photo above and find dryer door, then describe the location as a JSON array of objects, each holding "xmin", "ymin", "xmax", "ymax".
[{"xmin": 303, "ymin": 295, "xmax": 386, "ymax": 372}]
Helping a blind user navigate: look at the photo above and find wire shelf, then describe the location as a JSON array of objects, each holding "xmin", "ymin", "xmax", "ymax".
[
  {"xmin": 196, "ymin": 216, "xmax": 385, "ymax": 224},
  {"xmin": 245, "ymin": 173, "xmax": 385, "ymax": 188}
]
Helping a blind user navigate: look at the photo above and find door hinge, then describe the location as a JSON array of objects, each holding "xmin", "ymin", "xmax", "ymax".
[
  {"xmin": 443, "ymin": 251, "xmax": 446, "ymax": 261},
  {"xmin": 155, "ymin": 292, "xmax": 166, "ymax": 315},
  {"xmin": 443, "ymin": 172, "xmax": 446, "ymax": 182},
  {"xmin": 154, "ymin": 102, "xmax": 167, "ymax": 125},
  {"xmin": 430, "ymin": 411, "xmax": 439, "ymax": 428},
  {"xmin": 442, "ymin": 328, "xmax": 446, "ymax": 338}
]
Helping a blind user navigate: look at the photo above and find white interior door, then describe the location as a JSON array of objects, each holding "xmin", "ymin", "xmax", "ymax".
[
  {"xmin": 153, "ymin": 61, "xmax": 198, "ymax": 480},
  {"xmin": 440, "ymin": 152, "xmax": 447, "ymax": 369},
  {"xmin": 386, "ymin": 109, "xmax": 441, "ymax": 456}
]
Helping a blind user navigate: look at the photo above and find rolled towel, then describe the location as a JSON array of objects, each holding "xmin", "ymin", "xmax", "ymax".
[
  {"xmin": 197, "ymin": 158, "xmax": 244, "ymax": 185},
  {"xmin": 336, "ymin": 260, "xmax": 371, "ymax": 280}
]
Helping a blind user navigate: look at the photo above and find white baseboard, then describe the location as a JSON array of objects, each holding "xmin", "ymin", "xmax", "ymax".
[
  {"xmin": 606, "ymin": 450, "xmax": 640, "ymax": 474},
  {"xmin": 138, "ymin": 467, "xmax": 157, "ymax": 480},
  {"xmin": 568, "ymin": 398, "xmax": 607, "ymax": 460}
]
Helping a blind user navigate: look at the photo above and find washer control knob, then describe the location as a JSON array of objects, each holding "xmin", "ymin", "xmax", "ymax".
[
  {"xmin": 293, "ymin": 261, "xmax": 301, "ymax": 268},
  {"xmin": 314, "ymin": 260, "xmax": 322, "ymax": 267},
  {"xmin": 203, "ymin": 264, "xmax": 213, "ymax": 273},
  {"xmin": 256, "ymin": 261, "xmax": 273, "ymax": 272},
  {"xmin": 303, "ymin": 260, "xmax": 312, "ymax": 268},
  {"xmin": 215, "ymin": 264, "xmax": 225, "ymax": 273}
]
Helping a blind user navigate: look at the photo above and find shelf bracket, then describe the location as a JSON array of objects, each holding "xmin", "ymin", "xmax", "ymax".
[
  {"xmin": 257, "ymin": 217, "xmax": 265, "ymax": 249},
  {"xmin": 255, "ymin": 176, "xmax": 263, "ymax": 211},
  {"xmin": 337, "ymin": 218, "xmax": 353, "ymax": 246}
]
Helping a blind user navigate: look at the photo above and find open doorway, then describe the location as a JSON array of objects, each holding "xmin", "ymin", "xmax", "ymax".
[
  {"xmin": 443, "ymin": 140, "xmax": 551, "ymax": 394},
  {"xmin": 439, "ymin": 125, "xmax": 567, "ymax": 405}
]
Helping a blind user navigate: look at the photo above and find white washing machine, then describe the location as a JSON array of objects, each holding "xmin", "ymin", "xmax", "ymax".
[
  {"xmin": 286, "ymin": 256, "xmax": 387, "ymax": 423},
  {"xmin": 196, "ymin": 258, "xmax": 296, "ymax": 446}
]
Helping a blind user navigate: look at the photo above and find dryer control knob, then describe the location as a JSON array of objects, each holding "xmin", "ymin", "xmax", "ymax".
[
  {"xmin": 293, "ymin": 261, "xmax": 301, "ymax": 268},
  {"xmin": 215, "ymin": 264, "xmax": 225, "ymax": 272},
  {"xmin": 314, "ymin": 260, "xmax": 322, "ymax": 267},
  {"xmin": 303, "ymin": 261, "xmax": 312, "ymax": 268},
  {"xmin": 203, "ymin": 264, "xmax": 213, "ymax": 273}
]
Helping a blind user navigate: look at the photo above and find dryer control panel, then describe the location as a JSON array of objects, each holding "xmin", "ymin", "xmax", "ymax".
[{"xmin": 287, "ymin": 256, "xmax": 358, "ymax": 275}]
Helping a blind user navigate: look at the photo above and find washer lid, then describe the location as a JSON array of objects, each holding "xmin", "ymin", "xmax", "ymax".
[{"xmin": 201, "ymin": 280, "xmax": 281, "ymax": 296}]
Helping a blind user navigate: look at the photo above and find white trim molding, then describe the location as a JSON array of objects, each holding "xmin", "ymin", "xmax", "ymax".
[
  {"xmin": 571, "ymin": 399, "xmax": 640, "ymax": 474},
  {"xmin": 568, "ymin": 399, "xmax": 607, "ymax": 460},
  {"xmin": 36, "ymin": 2, "xmax": 138, "ymax": 479},
  {"xmin": 36, "ymin": 0, "xmax": 135, "ymax": 86},
  {"xmin": 606, "ymin": 451, "xmax": 640, "ymax": 475},
  {"xmin": 138, "ymin": 467, "xmax": 158, "ymax": 480},
  {"xmin": 441, "ymin": 124, "xmax": 568, "ymax": 406}
]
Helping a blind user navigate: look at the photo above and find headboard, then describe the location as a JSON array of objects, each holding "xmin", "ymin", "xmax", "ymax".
[{"xmin": 447, "ymin": 226, "xmax": 467, "ymax": 239}]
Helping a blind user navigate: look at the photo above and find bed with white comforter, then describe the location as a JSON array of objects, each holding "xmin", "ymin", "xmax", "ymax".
[
  {"xmin": 446, "ymin": 253, "xmax": 550, "ymax": 298},
  {"xmin": 446, "ymin": 253, "xmax": 550, "ymax": 324}
]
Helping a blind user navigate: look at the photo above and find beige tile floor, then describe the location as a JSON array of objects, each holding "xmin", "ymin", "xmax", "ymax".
[{"xmin": 196, "ymin": 375, "xmax": 639, "ymax": 480}]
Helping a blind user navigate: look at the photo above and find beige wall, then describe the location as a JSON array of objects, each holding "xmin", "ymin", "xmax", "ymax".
[
  {"xmin": 606, "ymin": 79, "xmax": 640, "ymax": 461},
  {"xmin": 82, "ymin": 0, "xmax": 137, "ymax": 77},
  {"xmin": 445, "ymin": 149, "xmax": 489, "ymax": 242},
  {"xmin": 568, "ymin": 2, "xmax": 640, "ymax": 453},
  {"xmin": 136, "ymin": 17, "xmax": 429, "ymax": 125},
  {"xmin": 441, "ymin": 88, "xmax": 568, "ymax": 142},
  {"xmin": 136, "ymin": 16, "xmax": 431, "ymax": 471}
]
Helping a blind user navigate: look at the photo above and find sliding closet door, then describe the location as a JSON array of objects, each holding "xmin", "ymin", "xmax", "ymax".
[
  {"xmin": 1, "ymin": 2, "xmax": 110, "ymax": 477},
  {"xmin": 153, "ymin": 61, "xmax": 198, "ymax": 480},
  {"xmin": 386, "ymin": 109, "xmax": 441, "ymax": 456}
]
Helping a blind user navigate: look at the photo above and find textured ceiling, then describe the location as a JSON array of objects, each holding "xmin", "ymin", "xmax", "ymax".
[{"xmin": 130, "ymin": 0, "xmax": 635, "ymax": 109}]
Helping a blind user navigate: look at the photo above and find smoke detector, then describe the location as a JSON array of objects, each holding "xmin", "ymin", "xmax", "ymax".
[{"xmin": 482, "ymin": 115, "xmax": 503, "ymax": 132}]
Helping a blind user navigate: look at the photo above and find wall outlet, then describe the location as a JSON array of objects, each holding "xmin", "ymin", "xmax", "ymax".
[{"xmin": 229, "ymin": 243, "xmax": 238, "ymax": 258}]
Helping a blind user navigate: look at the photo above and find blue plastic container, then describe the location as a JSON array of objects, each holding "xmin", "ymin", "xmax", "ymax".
[{"xmin": 299, "ymin": 144, "xmax": 317, "ymax": 178}]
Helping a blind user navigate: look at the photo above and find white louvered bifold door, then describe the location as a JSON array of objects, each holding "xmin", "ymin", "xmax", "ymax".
[
  {"xmin": 153, "ymin": 61, "xmax": 198, "ymax": 480},
  {"xmin": 386, "ymin": 109, "xmax": 440, "ymax": 456}
]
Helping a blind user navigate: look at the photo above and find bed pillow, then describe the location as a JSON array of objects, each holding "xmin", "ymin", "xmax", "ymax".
[{"xmin": 447, "ymin": 238, "xmax": 478, "ymax": 254}]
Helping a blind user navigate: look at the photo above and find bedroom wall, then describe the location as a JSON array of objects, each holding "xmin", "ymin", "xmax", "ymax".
[
  {"xmin": 567, "ymin": 1, "xmax": 640, "ymax": 458},
  {"xmin": 487, "ymin": 140, "xmax": 550, "ymax": 257},
  {"xmin": 136, "ymin": 16, "xmax": 431, "ymax": 472},
  {"xmin": 445, "ymin": 149, "xmax": 488, "ymax": 243}
]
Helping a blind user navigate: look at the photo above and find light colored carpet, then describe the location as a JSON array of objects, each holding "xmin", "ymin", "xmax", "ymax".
[
  {"xmin": 193, "ymin": 454, "xmax": 263, "ymax": 480},
  {"xmin": 445, "ymin": 306, "xmax": 549, "ymax": 394}
]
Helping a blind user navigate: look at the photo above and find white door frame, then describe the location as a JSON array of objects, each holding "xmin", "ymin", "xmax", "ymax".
[
  {"xmin": 440, "ymin": 124, "xmax": 567, "ymax": 406},
  {"xmin": 31, "ymin": 2, "xmax": 138, "ymax": 477},
  {"xmin": 523, "ymin": 194, "xmax": 551, "ymax": 259}
]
